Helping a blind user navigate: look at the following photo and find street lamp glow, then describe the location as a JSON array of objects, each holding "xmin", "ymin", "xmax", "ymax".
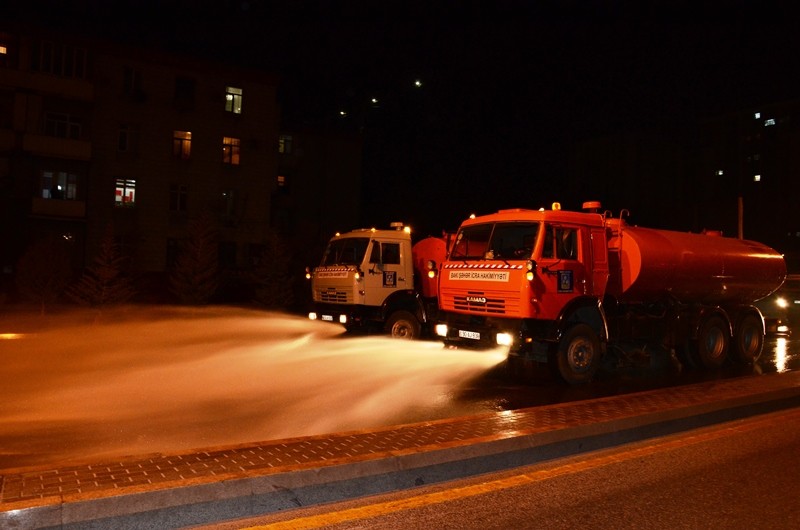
[{"xmin": 414, "ymin": 79, "xmax": 422, "ymax": 88}]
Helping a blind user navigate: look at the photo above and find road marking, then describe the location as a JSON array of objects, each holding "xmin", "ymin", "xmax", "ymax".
[{"xmin": 248, "ymin": 409, "xmax": 800, "ymax": 530}]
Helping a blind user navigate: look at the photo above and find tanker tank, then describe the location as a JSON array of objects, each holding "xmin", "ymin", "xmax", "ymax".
[
  {"xmin": 605, "ymin": 219, "xmax": 786, "ymax": 305},
  {"xmin": 412, "ymin": 236, "xmax": 449, "ymax": 299}
]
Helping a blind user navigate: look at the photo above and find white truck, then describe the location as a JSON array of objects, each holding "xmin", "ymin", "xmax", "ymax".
[{"xmin": 307, "ymin": 223, "xmax": 449, "ymax": 338}]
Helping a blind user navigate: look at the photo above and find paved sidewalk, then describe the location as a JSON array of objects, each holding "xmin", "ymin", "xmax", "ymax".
[{"xmin": 2, "ymin": 372, "xmax": 800, "ymax": 529}]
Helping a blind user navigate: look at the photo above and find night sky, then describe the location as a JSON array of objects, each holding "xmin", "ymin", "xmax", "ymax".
[{"xmin": 8, "ymin": 1, "xmax": 800, "ymax": 236}]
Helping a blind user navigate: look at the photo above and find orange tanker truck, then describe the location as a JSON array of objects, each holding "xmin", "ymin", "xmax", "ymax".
[
  {"xmin": 434, "ymin": 201, "xmax": 787, "ymax": 384},
  {"xmin": 307, "ymin": 223, "xmax": 450, "ymax": 338}
]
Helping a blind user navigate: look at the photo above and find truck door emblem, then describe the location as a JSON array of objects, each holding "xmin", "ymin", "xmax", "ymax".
[{"xmin": 558, "ymin": 270, "xmax": 573, "ymax": 293}]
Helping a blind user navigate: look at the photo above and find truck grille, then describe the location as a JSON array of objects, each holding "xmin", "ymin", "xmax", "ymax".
[
  {"xmin": 317, "ymin": 288, "xmax": 351, "ymax": 303},
  {"xmin": 441, "ymin": 288, "xmax": 519, "ymax": 315}
]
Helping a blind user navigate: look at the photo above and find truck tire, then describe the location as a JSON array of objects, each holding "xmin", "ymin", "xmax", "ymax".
[
  {"xmin": 385, "ymin": 310, "xmax": 421, "ymax": 339},
  {"xmin": 731, "ymin": 313, "xmax": 764, "ymax": 363},
  {"xmin": 693, "ymin": 315, "xmax": 729, "ymax": 369},
  {"xmin": 552, "ymin": 323, "xmax": 601, "ymax": 385}
]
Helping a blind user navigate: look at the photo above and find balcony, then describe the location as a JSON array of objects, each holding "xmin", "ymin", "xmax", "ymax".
[
  {"xmin": 22, "ymin": 133, "xmax": 92, "ymax": 160},
  {"xmin": 31, "ymin": 197, "xmax": 86, "ymax": 219}
]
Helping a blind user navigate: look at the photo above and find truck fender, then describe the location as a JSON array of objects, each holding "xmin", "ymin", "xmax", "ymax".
[{"xmin": 555, "ymin": 296, "xmax": 609, "ymax": 344}]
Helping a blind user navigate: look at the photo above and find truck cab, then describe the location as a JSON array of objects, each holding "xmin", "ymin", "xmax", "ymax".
[{"xmin": 307, "ymin": 223, "xmax": 444, "ymax": 338}]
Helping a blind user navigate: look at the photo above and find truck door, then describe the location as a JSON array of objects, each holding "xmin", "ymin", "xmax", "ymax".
[
  {"xmin": 364, "ymin": 239, "xmax": 407, "ymax": 307},
  {"xmin": 536, "ymin": 224, "xmax": 588, "ymax": 317}
]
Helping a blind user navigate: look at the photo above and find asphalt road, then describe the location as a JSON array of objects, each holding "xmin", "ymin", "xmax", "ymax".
[{"xmin": 200, "ymin": 408, "xmax": 800, "ymax": 530}]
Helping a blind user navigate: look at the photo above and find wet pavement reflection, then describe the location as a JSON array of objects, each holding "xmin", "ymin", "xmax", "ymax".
[{"xmin": 0, "ymin": 305, "xmax": 797, "ymax": 472}]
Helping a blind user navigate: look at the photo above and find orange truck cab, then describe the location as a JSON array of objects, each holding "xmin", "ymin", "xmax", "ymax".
[{"xmin": 435, "ymin": 202, "xmax": 786, "ymax": 384}]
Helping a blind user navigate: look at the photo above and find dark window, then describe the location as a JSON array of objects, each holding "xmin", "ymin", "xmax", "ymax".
[
  {"xmin": 169, "ymin": 183, "xmax": 188, "ymax": 212},
  {"xmin": 44, "ymin": 112, "xmax": 81, "ymax": 139},
  {"xmin": 174, "ymin": 76, "xmax": 196, "ymax": 107}
]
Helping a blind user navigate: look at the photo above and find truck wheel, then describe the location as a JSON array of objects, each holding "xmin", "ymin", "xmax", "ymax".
[
  {"xmin": 693, "ymin": 315, "xmax": 729, "ymax": 369},
  {"xmin": 732, "ymin": 313, "xmax": 764, "ymax": 363},
  {"xmin": 385, "ymin": 310, "xmax": 421, "ymax": 339},
  {"xmin": 553, "ymin": 323, "xmax": 601, "ymax": 385}
]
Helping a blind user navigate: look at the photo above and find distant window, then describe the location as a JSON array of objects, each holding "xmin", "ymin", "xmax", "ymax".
[
  {"xmin": 40, "ymin": 170, "xmax": 79, "ymax": 200},
  {"xmin": 278, "ymin": 134, "xmax": 292, "ymax": 154},
  {"xmin": 44, "ymin": 112, "xmax": 81, "ymax": 139},
  {"xmin": 764, "ymin": 118, "xmax": 776, "ymax": 127},
  {"xmin": 754, "ymin": 174, "xmax": 762, "ymax": 182},
  {"xmin": 221, "ymin": 189, "xmax": 237, "ymax": 216},
  {"xmin": 115, "ymin": 178, "xmax": 136, "ymax": 207},
  {"xmin": 118, "ymin": 123, "xmax": 139, "ymax": 152},
  {"xmin": 174, "ymin": 76, "xmax": 196, "ymax": 107},
  {"xmin": 225, "ymin": 86, "xmax": 242, "ymax": 114},
  {"xmin": 123, "ymin": 66, "xmax": 142, "ymax": 94},
  {"xmin": 169, "ymin": 183, "xmax": 188, "ymax": 211},
  {"xmin": 33, "ymin": 40, "xmax": 86, "ymax": 78},
  {"xmin": 222, "ymin": 136, "xmax": 241, "ymax": 164},
  {"xmin": 754, "ymin": 112, "xmax": 761, "ymax": 119},
  {"xmin": 173, "ymin": 130, "xmax": 192, "ymax": 159},
  {"xmin": 277, "ymin": 174, "xmax": 287, "ymax": 187},
  {"xmin": 716, "ymin": 169, "xmax": 724, "ymax": 176},
  {"xmin": 0, "ymin": 44, "xmax": 7, "ymax": 67}
]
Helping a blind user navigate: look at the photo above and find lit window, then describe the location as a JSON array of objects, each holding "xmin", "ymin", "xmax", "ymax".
[
  {"xmin": 716, "ymin": 169, "xmax": 724, "ymax": 176},
  {"xmin": 222, "ymin": 136, "xmax": 241, "ymax": 164},
  {"xmin": 169, "ymin": 183, "xmax": 188, "ymax": 212},
  {"xmin": 754, "ymin": 174, "xmax": 761, "ymax": 182},
  {"xmin": 40, "ymin": 170, "xmax": 78, "ymax": 200},
  {"xmin": 225, "ymin": 86, "xmax": 243, "ymax": 114},
  {"xmin": 0, "ymin": 45, "xmax": 7, "ymax": 55},
  {"xmin": 278, "ymin": 134, "xmax": 292, "ymax": 154},
  {"xmin": 173, "ymin": 130, "xmax": 191, "ymax": 159},
  {"xmin": 115, "ymin": 178, "xmax": 136, "ymax": 207},
  {"xmin": 754, "ymin": 112, "xmax": 761, "ymax": 119},
  {"xmin": 764, "ymin": 118, "xmax": 776, "ymax": 126},
  {"xmin": 277, "ymin": 175, "xmax": 286, "ymax": 187}
]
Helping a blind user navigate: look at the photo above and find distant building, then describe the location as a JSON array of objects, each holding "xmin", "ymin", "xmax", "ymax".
[{"xmin": 0, "ymin": 24, "xmax": 363, "ymax": 303}]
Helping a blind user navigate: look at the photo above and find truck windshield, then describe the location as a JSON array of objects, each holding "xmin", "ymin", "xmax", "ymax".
[
  {"xmin": 320, "ymin": 237, "xmax": 370, "ymax": 266},
  {"xmin": 451, "ymin": 222, "xmax": 539, "ymax": 260}
]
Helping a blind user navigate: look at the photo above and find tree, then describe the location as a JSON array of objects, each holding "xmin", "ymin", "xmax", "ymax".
[
  {"xmin": 15, "ymin": 236, "xmax": 72, "ymax": 314},
  {"xmin": 65, "ymin": 224, "xmax": 135, "ymax": 307},
  {"xmin": 251, "ymin": 229, "xmax": 295, "ymax": 309},
  {"xmin": 169, "ymin": 211, "xmax": 219, "ymax": 305}
]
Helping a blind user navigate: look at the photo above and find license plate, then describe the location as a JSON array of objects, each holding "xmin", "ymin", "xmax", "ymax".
[
  {"xmin": 321, "ymin": 315, "xmax": 334, "ymax": 321},
  {"xmin": 458, "ymin": 330, "xmax": 480, "ymax": 340}
]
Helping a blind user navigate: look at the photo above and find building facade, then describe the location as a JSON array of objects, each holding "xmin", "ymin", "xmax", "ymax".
[{"xmin": 1, "ymin": 24, "xmax": 282, "ymax": 299}]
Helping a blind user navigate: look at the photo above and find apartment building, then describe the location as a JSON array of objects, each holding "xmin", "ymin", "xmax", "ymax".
[{"xmin": 1, "ymin": 24, "xmax": 281, "ymax": 296}]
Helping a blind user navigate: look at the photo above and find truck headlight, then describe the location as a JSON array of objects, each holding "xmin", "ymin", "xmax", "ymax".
[
  {"xmin": 339, "ymin": 315, "xmax": 348, "ymax": 324},
  {"xmin": 435, "ymin": 324, "xmax": 448, "ymax": 337},
  {"xmin": 496, "ymin": 332, "xmax": 513, "ymax": 346},
  {"xmin": 309, "ymin": 312, "xmax": 318, "ymax": 320}
]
